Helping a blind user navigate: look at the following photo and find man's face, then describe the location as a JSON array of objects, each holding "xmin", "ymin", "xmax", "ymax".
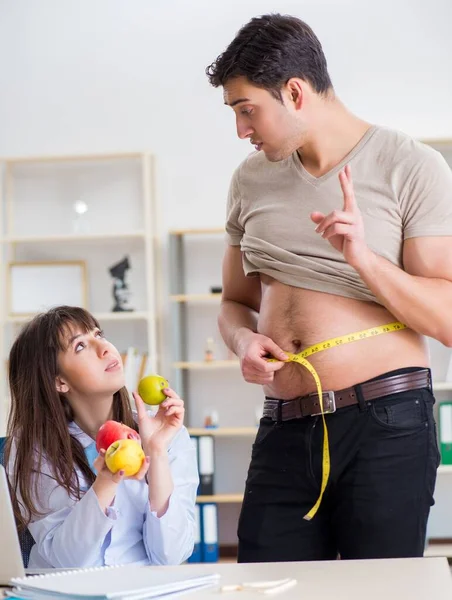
[{"xmin": 223, "ymin": 76, "xmax": 306, "ymax": 162}]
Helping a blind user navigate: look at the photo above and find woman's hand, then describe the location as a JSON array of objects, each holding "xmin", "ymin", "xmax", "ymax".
[
  {"xmin": 133, "ymin": 387, "xmax": 185, "ymax": 455},
  {"xmin": 93, "ymin": 449, "xmax": 150, "ymax": 484},
  {"xmin": 91, "ymin": 449, "xmax": 150, "ymax": 512}
]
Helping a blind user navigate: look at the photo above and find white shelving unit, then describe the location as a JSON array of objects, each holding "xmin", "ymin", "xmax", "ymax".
[
  {"xmin": 5, "ymin": 311, "xmax": 150, "ymax": 324},
  {"xmin": 438, "ymin": 465, "xmax": 452, "ymax": 475},
  {"xmin": 170, "ymin": 293, "xmax": 222, "ymax": 303},
  {"xmin": 0, "ymin": 231, "xmax": 146, "ymax": 243},
  {"xmin": 424, "ymin": 543, "xmax": 452, "ymax": 558},
  {"xmin": 196, "ymin": 494, "xmax": 243, "ymax": 504},
  {"xmin": 188, "ymin": 427, "xmax": 257, "ymax": 437},
  {"xmin": 168, "ymin": 227, "xmax": 226, "ymax": 397},
  {"xmin": 173, "ymin": 360, "xmax": 240, "ymax": 370},
  {"xmin": 432, "ymin": 382, "xmax": 452, "ymax": 392},
  {"xmin": 0, "ymin": 152, "xmax": 162, "ymax": 434},
  {"xmin": 168, "ymin": 228, "xmax": 262, "ymax": 559}
]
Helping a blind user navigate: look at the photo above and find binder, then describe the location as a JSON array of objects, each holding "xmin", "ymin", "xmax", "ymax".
[
  {"xmin": 201, "ymin": 503, "xmax": 219, "ymax": 563},
  {"xmin": 186, "ymin": 504, "xmax": 202, "ymax": 563},
  {"xmin": 190, "ymin": 436, "xmax": 201, "ymax": 495},
  {"xmin": 439, "ymin": 402, "xmax": 452, "ymax": 464},
  {"xmin": 198, "ymin": 436, "xmax": 214, "ymax": 495}
]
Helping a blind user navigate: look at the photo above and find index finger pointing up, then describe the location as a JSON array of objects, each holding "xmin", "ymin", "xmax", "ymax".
[{"xmin": 339, "ymin": 165, "xmax": 356, "ymax": 212}]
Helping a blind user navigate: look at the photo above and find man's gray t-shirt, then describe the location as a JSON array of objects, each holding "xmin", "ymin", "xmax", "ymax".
[{"xmin": 226, "ymin": 125, "xmax": 452, "ymax": 303}]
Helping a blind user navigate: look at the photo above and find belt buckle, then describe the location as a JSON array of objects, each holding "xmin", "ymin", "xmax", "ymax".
[{"xmin": 309, "ymin": 391, "xmax": 336, "ymax": 416}]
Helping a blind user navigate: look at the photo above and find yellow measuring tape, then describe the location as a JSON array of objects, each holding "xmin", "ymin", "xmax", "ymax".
[{"xmin": 268, "ymin": 321, "xmax": 407, "ymax": 521}]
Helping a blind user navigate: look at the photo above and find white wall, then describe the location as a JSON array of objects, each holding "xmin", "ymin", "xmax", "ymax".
[
  {"xmin": 1, "ymin": 0, "xmax": 452, "ymax": 546},
  {"xmin": 1, "ymin": 0, "xmax": 452, "ymax": 232},
  {"xmin": 1, "ymin": 0, "xmax": 451, "ymax": 331}
]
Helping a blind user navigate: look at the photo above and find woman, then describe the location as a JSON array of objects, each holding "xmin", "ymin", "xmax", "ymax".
[{"xmin": 4, "ymin": 305, "xmax": 198, "ymax": 568}]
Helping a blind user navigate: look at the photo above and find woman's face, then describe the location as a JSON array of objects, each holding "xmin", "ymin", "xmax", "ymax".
[{"xmin": 56, "ymin": 325, "xmax": 125, "ymax": 398}]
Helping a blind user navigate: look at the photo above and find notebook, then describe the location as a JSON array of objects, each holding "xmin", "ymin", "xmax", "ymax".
[{"xmin": 6, "ymin": 564, "xmax": 221, "ymax": 599}]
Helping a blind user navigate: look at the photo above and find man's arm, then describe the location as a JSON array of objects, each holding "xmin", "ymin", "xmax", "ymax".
[
  {"xmin": 354, "ymin": 236, "xmax": 452, "ymax": 346},
  {"xmin": 218, "ymin": 244, "xmax": 261, "ymax": 352},
  {"xmin": 218, "ymin": 245, "xmax": 287, "ymax": 385}
]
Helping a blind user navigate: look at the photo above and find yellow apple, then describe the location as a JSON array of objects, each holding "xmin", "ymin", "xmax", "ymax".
[
  {"xmin": 104, "ymin": 439, "xmax": 145, "ymax": 477},
  {"xmin": 138, "ymin": 374, "xmax": 169, "ymax": 405}
]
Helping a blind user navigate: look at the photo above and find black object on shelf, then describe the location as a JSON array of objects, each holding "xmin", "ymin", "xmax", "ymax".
[{"xmin": 109, "ymin": 256, "xmax": 134, "ymax": 312}]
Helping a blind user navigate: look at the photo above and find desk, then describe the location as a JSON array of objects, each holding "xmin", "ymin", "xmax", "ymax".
[
  {"xmin": 163, "ymin": 557, "xmax": 451, "ymax": 599},
  {"xmin": 1, "ymin": 557, "xmax": 450, "ymax": 599}
]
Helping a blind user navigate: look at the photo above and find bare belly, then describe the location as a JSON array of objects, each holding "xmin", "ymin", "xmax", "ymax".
[{"xmin": 258, "ymin": 275, "xmax": 430, "ymax": 399}]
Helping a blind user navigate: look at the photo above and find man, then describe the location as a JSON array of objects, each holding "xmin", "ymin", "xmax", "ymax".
[{"xmin": 205, "ymin": 14, "xmax": 452, "ymax": 562}]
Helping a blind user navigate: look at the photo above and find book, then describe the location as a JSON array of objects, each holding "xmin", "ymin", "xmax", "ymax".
[
  {"xmin": 122, "ymin": 348, "xmax": 149, "ymax": 394},
  {"xmin": 7, "ymin": 564, "xmax": 220, "ymax": 600}
]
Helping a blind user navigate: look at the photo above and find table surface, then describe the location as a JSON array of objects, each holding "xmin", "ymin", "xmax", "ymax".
[
  {"xmin": 163, "ymin": 557, "xmax": 452, "ymax": 599},
  {"xmin": 1, "ymin": 557, "xmax": 450, "ymax": 600}
]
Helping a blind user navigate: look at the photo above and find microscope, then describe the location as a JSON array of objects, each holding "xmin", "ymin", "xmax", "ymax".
[{"xmin": 109, "ymin": 256, "xmax": 134, "ymax": 312}]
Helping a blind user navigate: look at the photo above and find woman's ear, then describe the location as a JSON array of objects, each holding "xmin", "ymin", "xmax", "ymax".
[{"xmin": 55, "ymin": 376, "xmax": 69, "ymax": 394}]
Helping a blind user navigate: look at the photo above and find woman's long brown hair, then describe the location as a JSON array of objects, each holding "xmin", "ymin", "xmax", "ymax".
[{"xmin": 4, "ymin": 306, "xmax": 137, "ymax": 531}]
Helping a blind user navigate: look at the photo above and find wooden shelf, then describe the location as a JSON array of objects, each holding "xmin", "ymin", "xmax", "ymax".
[
  {"xmin": 2, "ymin": 152, "xmax": 144, "ymax": 164},
  {"xmin": 173, "ymin": 369, "xmax": 452, "ymax": 381},
  {"xmin": 188, "ymin": 427, "xmax": 257, "ymax": 437},
  {"xmin": 95, "ymin": 311, "xmax": 149, "ymax": 321},
  {"xmin": 0, "ymin": 231, "xmax": 145, "ymax": 244},
  {"xmin": 169, "ymin": 228, "xmax": 224, "ymax": 236},
  {"xmin": 438, "ymin": 465, "xmax": 452, "ymax": 474},
  {"xmin": 433, "ymin": 382, "xmax": 452, "ymax": 391},
  {"xmin": 170, "ymin": 293, "xmax": 222, "ymax": 302},
  {"xmin": 424, "ymin": 543, "xmax": 452, "ymax": 558},
  {"xmin": 421, "ymin": 138, "xmax": 452, "ymax": 147},
  {"xmin": 218, "ymin": 557, "xmax": 238, "ymax": 564},
  {"xmin": 197, "ymin": 494, "xmax": 243, "ymax": 503},
  {"xmin": 6, "ymin": 311, "xmax": 150, "ymax": 323},
  {"xmin": 173, "ymin": 360, "xmax": 240, "ymax": 370}
]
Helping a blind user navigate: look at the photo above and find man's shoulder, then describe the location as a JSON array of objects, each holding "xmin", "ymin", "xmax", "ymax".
[{"xmin": 372, "ymin": 125, "xmax": 442, "ymax": 166}]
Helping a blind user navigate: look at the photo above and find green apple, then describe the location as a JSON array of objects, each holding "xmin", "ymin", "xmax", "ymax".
[{"xmin": 138, "ymin": 374, "xmax": 169, "ymax": 405}]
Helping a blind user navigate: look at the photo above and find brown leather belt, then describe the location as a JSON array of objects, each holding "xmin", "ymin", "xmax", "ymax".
[{"xmin": 263, "ymin": 369, "xmax": 431, "ymax": 421}]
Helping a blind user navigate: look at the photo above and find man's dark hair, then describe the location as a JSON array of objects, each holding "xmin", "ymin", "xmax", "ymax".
[{"xmin": 206, "ymin": 14, "xmax": 332, "ymax": 102}]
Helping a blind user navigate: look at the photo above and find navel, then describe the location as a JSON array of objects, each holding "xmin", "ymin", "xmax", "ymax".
[{"xmin": 292, "ymin": 339, "xmax": 302, "ymax": 352}]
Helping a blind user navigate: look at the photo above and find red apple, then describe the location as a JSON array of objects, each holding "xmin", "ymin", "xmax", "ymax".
[{"xmin": 96, "ymin": 420, "xmax": 141, "ymax": 453}]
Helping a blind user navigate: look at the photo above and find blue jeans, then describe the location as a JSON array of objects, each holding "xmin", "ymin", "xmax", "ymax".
[{"xmin": 237, "ymin": 367, "xmax": 440, "ymax": 562}]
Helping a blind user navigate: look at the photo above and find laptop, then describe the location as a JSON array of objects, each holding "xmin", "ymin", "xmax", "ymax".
[
  {"xmin": 0, "ymin": 464, "xmax": 26, "ymax": 584},
  {"xmin": 0, "ymin": 464, "xmax": 94, "ymax": 586}
]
